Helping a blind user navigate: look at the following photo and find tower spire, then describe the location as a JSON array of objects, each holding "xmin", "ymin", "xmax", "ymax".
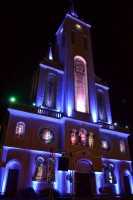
[
  {"xmin": 48, "ymin": 43, "xmax": 53, "ymax": 60},
  {"xmin": 45, "ymin": 41, "xmax": 53, "ymax": 60},
  {"xmin": 68, "ymin": 0, "xmax": 78, "ymax": 18}
]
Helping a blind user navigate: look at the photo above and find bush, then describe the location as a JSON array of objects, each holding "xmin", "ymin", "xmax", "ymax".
[
  {"xmin": 39, "ymin": 188, "xmax": 60, "ymax": 197},
  {"xmin": 15, "ymin": 187, "xmax": 37, "ymax": 200}
]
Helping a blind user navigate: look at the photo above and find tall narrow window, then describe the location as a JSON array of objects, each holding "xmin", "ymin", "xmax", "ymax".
[
  {"xmin": 83, "ymin": 36, "xmax": 88, "ymax": 50},
  {"xmin": 71, "ymin": 30, "xmax": 75, "ymax": 45},
  {"xmin": 108, "ymin": 164, "xmax": 116, "ymax": 184},
  {"xmin": 31, "ymin": 72, "xmax": 38, "ymax": 97},
  {"xmin": 78, "ymin": 128, "xmax": 87, "ymax": 147},
  {"xmin": 102, "ymin": 164, "xmax": 108, "ymax": 183},
  {"xmin": 120, "ymin": 140, "xmax": 125, "ymax": 152},
  {"xmin": 15, "ymin": 121, "xmax": 25, "ymax": 138},
  {"xmin": 43, "ymin": 73, "xmax": 56, "ymax": 108},
  {"xmin": 97, "ymin": 90, "xmax": 107, "ymax": 121},
  {"xmin": 47, "ymin": 158, "xmax": 55, "ymax": 183},
  {"xmin": 70, "ymin": 129, "xmax": 77, "ymax": 145},
  {"xmin": 74, "ymin": 56, "xmax": 89, "ymax": 113},
  {"xmin": 87, "ymin": 132, "xmax": 94, "ymax": 148},
  {"xmin": 34, "ymin": 157, "xmax": 45, "ymax": 181}
]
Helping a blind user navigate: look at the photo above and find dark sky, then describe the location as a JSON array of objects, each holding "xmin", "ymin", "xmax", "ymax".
[{"xmin": 0, "ymin": 1, "xmax": 133, "ymax": 131}]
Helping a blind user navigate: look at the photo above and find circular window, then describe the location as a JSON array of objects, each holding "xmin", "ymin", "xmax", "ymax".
[{"xmin": 39, "ymin": 127, "xmax": 55, "ymax": 144}]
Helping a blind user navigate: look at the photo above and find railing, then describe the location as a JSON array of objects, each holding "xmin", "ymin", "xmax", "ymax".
[
  {"xmin": 114, "ymin": 125, "xmax": 130, "ymax": 133},
  {"xmin": 98, "ymin": 122, "xmax": 130, "ymax": 133},
  {"xmin": 37, "ymin": 107, "xmax": 63, "ymax": 119},
  {"xmin": 8, "ymin": 103, "xmax": 63, "ymax": 119}
]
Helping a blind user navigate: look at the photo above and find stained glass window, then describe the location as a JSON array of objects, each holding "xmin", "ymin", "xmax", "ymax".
[
  {"xmin": 70, "ymin": 129, "xmax": 95, "ymax": 148},
  {"xmin": 43, "ymin": 73, "xmax": 56, "ymax": 108},
  {"xmin": 74, "ymin": 56, "xmax": 89, "ymax": 113},
  {"xmin": 70, "ymin": 129, "xmax": 77, "ymax": 145},
  {"xmin": 39, "ymin": 127, "xmax": 55, "ymax": 144},
  {"xmin": 47, "ymin": 158, "xmax": 55, "ymax": 182},
  {"xmin": 87, "ymin": 132, "xmax": 94, "ymax": 148},
  {"xmin": 78, "ymin": 128, "xmax": 87, "ymax": 147},
  {"xmin": 120, "ymin": 140, "xmax": 125, "ymax": 152},
  {"xmin": 15, "ymin": 121, "xmax": 25, "ymax": 138},
  {"xmin": 101, "ymin": 138, "xmax": 110, "ymax": 151},
  {"xmin": 97, "ymin": 90, "xmax": 107, "ymax": 121},
  {"xmin": 34, "ymin": 157, "xmax": 45, "ymax": 181}
]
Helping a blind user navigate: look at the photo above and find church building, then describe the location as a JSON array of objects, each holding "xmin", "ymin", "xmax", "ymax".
[{"xmin": 0, "ymin": 5, "xmax": 133, "ymax": 198}]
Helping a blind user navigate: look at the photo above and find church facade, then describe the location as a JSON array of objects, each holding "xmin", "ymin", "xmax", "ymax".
[{"xmin": 0, "ymin": 6, "xmax": 133, "ymax": 197}]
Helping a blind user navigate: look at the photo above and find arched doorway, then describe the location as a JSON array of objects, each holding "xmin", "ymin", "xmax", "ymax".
[
  {"xmin": 75, "ymin": 159, "xmax": 95, "ymax": 197},
  {"xmin": 4, "ymin": 160, "xmax": 21, "ymax": 197},
  {"xmin": 6, "ymin": 168, "xmax": 19, "ymax": 197}
]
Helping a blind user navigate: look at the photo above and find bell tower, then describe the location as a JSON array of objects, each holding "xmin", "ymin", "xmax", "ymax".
[{"xmin": 55, "ymin": 5, "xmax": 97, "ymax": 122}]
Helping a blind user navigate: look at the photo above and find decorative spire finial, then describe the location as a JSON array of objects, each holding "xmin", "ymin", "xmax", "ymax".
[
  {"xmin": 68, "ymin": 0, "xmax": 78, "ymax": 18},
  {"xmin": 48, "ymin": 42, "xmax": 53, "ymax": 60}
]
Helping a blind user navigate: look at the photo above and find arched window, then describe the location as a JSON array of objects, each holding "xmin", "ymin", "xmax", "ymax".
[
  {"xmin": 15, "ymin": 121, "xmax": 25, "ymax": 138},
  {"xmin": 34, "ymin": 157, "xmax": 45, "ymax": 181},
  {"xmin": 120, "ymin": 140, "xmax": 125, "ymax": 152},
  {"xmin": 108, "ymin": 164, "xmax": 116, "ymax": 184},
  {"xmin": 70, "ymin": 129, "xmax": 77, "ymax": 145},
  {"xmin": 78, "ymin": 128, "xmax": 87, "ymax": 147},
  {"xmin": 47, "ymin": 158, "xmax": 55, "ymax": 183},
  {"xmin": 102, "ymin": 164, "xmax": 108, "ymax": 183},
  {"xmin": 74, "ymin": 56, "xmax": 89, "ymax": 113},
  {"xmin": 87, "ymin": 132, "xmax": 94, "ymax": 148},
  {"xmin": 43, "ymin": 73, "xmax": 57, "ymax": 108},
  {"xmin": 97, "ymin": 90, "xmax": 107, "ymax": 121},
  {"xmin": 101, "ymin": 138, "xmax": 111, "ymax": 152}
]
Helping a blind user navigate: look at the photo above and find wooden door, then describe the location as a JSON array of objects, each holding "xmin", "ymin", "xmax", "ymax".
[
  {"xmin": 75, "ymin": 172, "xmax": 91, "ymax": 197},
  {"xmin": 6, "ymin": 169, "xmax": 19, "ymax": 197}
]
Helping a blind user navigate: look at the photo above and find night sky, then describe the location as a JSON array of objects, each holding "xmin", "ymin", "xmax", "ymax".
[{"xmin": 0, "ymin": 1, "xmax": 133, "ymax": 131}]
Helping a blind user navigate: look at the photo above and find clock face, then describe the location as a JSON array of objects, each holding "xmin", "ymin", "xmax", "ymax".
[
  {"xmin": 75, "ymin": 24, "xmax": 82, "ymax": 31},
  {"xmin": 39, "ymin": 127, "xmax": 55, "ymax": 144}
]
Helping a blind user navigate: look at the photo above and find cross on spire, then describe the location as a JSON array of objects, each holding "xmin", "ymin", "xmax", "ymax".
[{"xmin": 68, "ymin": 0, "xmax": 78, "ymax": 18}]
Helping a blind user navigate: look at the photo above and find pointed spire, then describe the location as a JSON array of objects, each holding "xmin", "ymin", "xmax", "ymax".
[
  {"xmin": 48, "ymin": 46, "xmax": 53, "ymax": 60},
  {"xmin": 48, "ymin": 42, "xmax": 53, "ymax": 60},
  {"xmin": 69, "ymin": 4, "xmax": 78, "ymax": 18},
  {"xmin": 44, "ymin": 42, "xmax": 53, "ymax": 60}
]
